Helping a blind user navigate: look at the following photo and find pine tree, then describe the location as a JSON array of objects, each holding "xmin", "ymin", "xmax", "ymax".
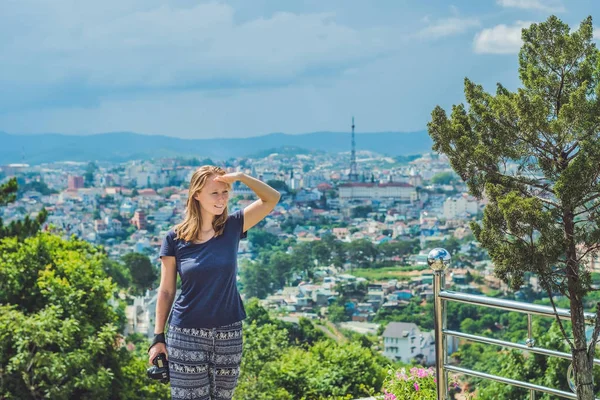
[{"xmin": 428, "ymin": 16, "xmax": 600, "ymax": 399}]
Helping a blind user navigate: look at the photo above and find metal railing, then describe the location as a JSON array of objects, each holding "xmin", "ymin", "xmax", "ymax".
[{"xmin": 428, "ymin": 248, "xmax": 600, "ymax": 400}]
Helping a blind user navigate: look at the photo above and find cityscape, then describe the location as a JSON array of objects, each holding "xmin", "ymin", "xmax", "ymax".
[
  {"xmin": 3, "ymin": 120, "xmax": 587, "ymax": 398},
  {"xmin": 1, "ymin": 1, "xmax": 599, "ymax": 399}
]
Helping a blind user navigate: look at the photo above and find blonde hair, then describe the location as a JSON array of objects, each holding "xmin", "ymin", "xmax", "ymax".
[{"xmin": 175, "ymin": 165, "xmax": 229, "ymax": 242}]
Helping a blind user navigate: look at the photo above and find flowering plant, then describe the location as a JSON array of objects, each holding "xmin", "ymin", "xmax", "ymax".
[
  {"xmin": 382, "ymin": 367, "xmax": 437, "ymax": 400},
  {"xmin": 382, "ymin": 367, "xmax": 470, "ymax": 400}
]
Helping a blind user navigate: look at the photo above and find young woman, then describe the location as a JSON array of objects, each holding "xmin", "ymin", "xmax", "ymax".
[{"xmin": 148, "ymin": 165, "xmax": 280, "ymax": 400}]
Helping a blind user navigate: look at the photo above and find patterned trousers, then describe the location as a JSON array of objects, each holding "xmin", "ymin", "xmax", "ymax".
[{"xmin": 166, "ymin": 321, "xmax": 243, "ymax": 400}]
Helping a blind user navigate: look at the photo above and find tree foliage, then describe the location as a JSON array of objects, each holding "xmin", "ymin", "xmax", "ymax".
[
  {"xmin": 247, "ymin": 229, "xmax": 280, "ymax": 252},
  {"xmin": 459, "ymin": 322, "xmax": 600, "ymax": 400},
  {"xmin": 0, "ymin": 208, "xmax": 48, "ymax": 241},
  {"xmin": 16, "ymin": 178, "xmax": 58, "ymax": 196},
  {"xmin": 258, "ymin": 341, "xmax": 385, "ymax": 400},
  {"xmin": 351, "ymin": 205, "xmax": 373, "ymax": 219},
  {"xmin": 346, "ymin": 239, "xmax": 378, "ymax": 268},
  {"xmin": 0, "ymin": 176, "xmax": 164, "ymax": 398},
  {"xmin": 84, "ymin": 162, "xmax": 98, "ymax": 188},
  {"xmin": 121, "ymin": 253, "xmax": 157, "ymax": 295},
  {"xmin": 0, "ymin": 177, "xmax": 18, "ymax": 206},
  {"xmin": 239, "ymin": 259, "xmax": 273, "ymax": 299},
  {"xmin": 428, "ymin": 15, "xmax": 600, "ymax": 399},
  {"xmin": 379, "ymin": 240, "xmax": 420, "ymax": 260},
  {"xmin": 0, "ymin": 178, "xmax": 48, "ymax": 240},
  {"xmin": 235, "ymin": 300, "xmax": 387, "ymax": 400},
  {"xmin": 240, "ymin": 233, "xmax": 423, "ymax": 298},
  {"xmin": 430, "ymin": 171, "xmax": 457, "ymax": 185},
  {"xmin": 0, "ymin": 233, "xmax": 169, "ymax": 399},
  {"xmin": 266, "ymin": 179, "xmax": 290, "ymax": 193},
  {"xmin": 102, "ymin": 259, "xmax": 132, "ymax": 290}
]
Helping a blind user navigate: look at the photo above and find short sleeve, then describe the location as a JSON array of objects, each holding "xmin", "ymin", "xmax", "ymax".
[
  {"xmin": 159, "ymin": 231, "xmax": 176, "ymax": 257},
  {"xmin": 229, "ymin": 209, "xmax": 247, "ymax": 239}
]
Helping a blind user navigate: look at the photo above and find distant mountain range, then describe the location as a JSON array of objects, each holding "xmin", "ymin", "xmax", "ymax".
[{"xmin": 0, "ymin": 130, "xmax": 433, "ymax": 165}]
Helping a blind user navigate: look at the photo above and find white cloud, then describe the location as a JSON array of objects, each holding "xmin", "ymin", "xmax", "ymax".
[
  {"xmin": 473, "ymin": 21, "xmax": 533, "ymax": 54},
  {"xmin": 0, "ymin": 51, "xmax": 453, "ymax": 138},
  {"xmin": 594, "ymin": 26, "xmax": 600, "ymax": 40},
  {"xmin": 496, "ymin": 0, "xmax": 565, "ymax": 12},
  {"xmin": 0, "ymin": 0, "xmax": 399, "ymax": 109},
  {"xmin": 417, "ymin": 17, "xmax": 480, "ymax": 39}
]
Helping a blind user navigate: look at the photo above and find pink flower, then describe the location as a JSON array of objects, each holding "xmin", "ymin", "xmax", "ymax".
[
  {"xmin": 384, "ymin": 392, "xmax": 397, "ymax": 400},
  {"xmin": 396, "ymin": 368, "xmax": 408, "ymax": 381},
  {"xmin": 414, "ymin": 382, "xmax": 420, "ymax": 391}
]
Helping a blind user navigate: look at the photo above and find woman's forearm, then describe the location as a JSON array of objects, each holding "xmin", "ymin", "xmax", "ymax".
[
  {"xmin": 238, "ymin": 173, "xmax": 281, "ymax": 204},
  {"xmin": 154, "ymin": 291, "xmax": 175, "ymax": 334}
]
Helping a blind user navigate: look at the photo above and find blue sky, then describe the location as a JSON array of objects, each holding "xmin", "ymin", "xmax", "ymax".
[{"xmin": 0, "ymin": 0, "xmax": 598, "ymax": 139}]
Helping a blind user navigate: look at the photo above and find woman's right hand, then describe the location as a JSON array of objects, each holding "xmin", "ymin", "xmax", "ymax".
[{"xmin": 148, "ymin": 342, "xmax": 168, "ymax": 365}]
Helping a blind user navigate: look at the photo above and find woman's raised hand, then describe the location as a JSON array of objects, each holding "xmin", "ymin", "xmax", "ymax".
[{"xmin": 213, "ymin": 173, "xmax": 242, "ymax": 185}]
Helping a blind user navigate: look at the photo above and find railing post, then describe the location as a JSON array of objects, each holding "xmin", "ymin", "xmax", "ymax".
[
  {"xmin": 526, "ymin": 314, "xmax": 535, "ymax": 400},
  {"xmin": 428, "ymin": 248, "xmax": 451, "ymax": 400}
]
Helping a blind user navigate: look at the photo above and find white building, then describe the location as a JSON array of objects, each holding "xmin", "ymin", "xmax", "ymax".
[
  {"xmin": 126, "ymin": 163, "xmax": 168, "ymax": 188},
  {"xmin": 153, "ymin": 206, "xmax": 175, "ymax": 222},
  {"xmin": 383, "ymin": 322, "xmax": 424, "ymax": 363},
  {"xmin": 295, "ymin": 188, "xmax": 321, "ymax": 203},
  {"xmin": 120, "ymin": 201, "xmax": 136, "ymax": 217},
  {"xmin": 260, "ymin": 171, "xmax": 278, "ymax": 181},
  {"xmin": 443, "ymin": 194, "xmax": 479, "ymax": 219},
  {"xmin": 339, "ymin": 183, "xmax": 417, "ymax": 202},
  {"xmin": 232, "ymin": 182, "xmax": 254, "ymax": 197},
  {"xmin": 382, "ymin": 322, "xmax": 458, "ymax": 365}
]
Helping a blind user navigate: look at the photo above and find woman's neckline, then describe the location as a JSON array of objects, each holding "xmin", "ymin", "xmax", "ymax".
[
  {"xmin": 191, "ymin": 226, "xmax": 215, "ymax": 245},
  {"xmin": 191, "ymin": 235, "xmax": 215, "ymax": 245}
]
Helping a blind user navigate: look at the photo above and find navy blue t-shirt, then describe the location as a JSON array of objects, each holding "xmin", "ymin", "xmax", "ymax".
[{"xmin": 159, "ymin": 210, "xmax": 247, "ymax": 328}]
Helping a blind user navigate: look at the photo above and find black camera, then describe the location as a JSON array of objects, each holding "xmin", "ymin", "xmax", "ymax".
[{"xmin": 147, "ymin": 353, "xmax": 170, "ymax": 384}]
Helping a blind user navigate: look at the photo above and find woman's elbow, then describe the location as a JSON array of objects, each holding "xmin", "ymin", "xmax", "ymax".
[{"xmin": 158, "ymin": 287, "xmax": 176, "ymax": 299}]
